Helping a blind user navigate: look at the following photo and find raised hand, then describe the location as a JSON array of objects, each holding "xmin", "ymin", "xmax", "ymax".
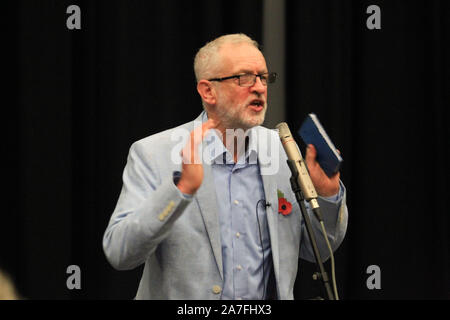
[
  {"xmin": 304, "ymin": 144, "xmax": 340, "ymax": 197},
  {"xmin": 176, "ymin": 119, "xmax": 220, "ymax": 195}
]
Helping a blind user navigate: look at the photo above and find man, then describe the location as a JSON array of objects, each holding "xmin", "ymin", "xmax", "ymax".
[{"xmin": 103, "ymin": 34, "xmax": 348, "ymax": 300}]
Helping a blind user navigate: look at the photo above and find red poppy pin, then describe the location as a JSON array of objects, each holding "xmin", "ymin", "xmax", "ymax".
[{"xmin": 277, "ymin": 189, "xmax": 292, "ymax": 216}]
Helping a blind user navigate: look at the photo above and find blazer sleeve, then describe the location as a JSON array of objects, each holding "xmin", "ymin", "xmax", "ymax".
[
  {"xmin": 299, "ymin": 181, "xmax": 348, "ymax": 262},
  {"xmin": 103, "ymin": 140, "xmax": 192, "ymax": 270}
]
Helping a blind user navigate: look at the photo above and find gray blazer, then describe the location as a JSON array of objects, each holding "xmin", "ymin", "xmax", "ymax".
[{"xmin": 103, "ymin": 112, "xmax": 348, "ymax": 299}]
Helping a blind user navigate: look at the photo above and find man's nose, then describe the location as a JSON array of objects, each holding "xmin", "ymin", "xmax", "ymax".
[{"xmin": 250, "ymin": 76, "xmax": 266, "ymax": 94}]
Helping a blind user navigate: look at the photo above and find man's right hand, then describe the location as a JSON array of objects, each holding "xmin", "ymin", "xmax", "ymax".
[{"xmin": 176, "ymin": 119, "xmax": 219, "ymax": 195}]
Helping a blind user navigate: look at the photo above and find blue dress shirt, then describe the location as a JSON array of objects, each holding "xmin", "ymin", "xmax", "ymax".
[{"xmin": 205, "ymin": 126, "xmax": 272, "ymax": 300}]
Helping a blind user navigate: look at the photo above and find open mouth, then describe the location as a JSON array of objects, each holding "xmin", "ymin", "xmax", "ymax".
[{"xmin": 248, "ymin": 99, "xmax": 265, "ymax": 111}]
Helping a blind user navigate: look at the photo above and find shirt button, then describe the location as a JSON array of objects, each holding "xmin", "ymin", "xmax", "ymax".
[
  {"xmin": 236, "ymin": 232, "xmax": 240, "ymax": 238},
  {"xmin": 237, "ymin": 265, "xmax": 242, "ymax": 271},
  {"xmin": 212, "ymin": 285, "xmax": 222, "ymax": 294},
  {"xmin": 234, "ymin": 200, "xmax": 239, "ymax": 205}
]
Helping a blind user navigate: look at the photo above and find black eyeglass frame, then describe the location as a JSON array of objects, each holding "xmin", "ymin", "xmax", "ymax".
[{"xmin": 208, "ymin": 72, "xmax": 277, "ymax": 87}]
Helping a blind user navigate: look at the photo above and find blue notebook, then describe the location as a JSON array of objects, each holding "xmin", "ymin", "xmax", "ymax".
[{"xmin": 298, "ymin": 113, "xmax": 343, "ymax": 177}]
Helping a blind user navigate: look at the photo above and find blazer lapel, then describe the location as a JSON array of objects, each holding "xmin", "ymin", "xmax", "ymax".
[
  {"xmin": 183, "ymin": 111, "xmax": 223, "ymax": 279},
  {"xmin": 195, "ymin": 162, "xmax": 223, "ymax": 280}
]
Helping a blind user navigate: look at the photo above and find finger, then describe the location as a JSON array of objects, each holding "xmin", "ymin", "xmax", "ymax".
[
  {"xmin": 201, "ymin": 118, "xmax": 220, "ymax": 139},
  {"xmin": 305, "ymin": 144, "xmax": 317, "ymax": 165},
  {"xmin": 191, "ymin": 119, "xmax": 220, "ymax": 145},
  {"xmin": 191, "ymin": 121, "xmax": 212, "ymax": 145},
  {"xmin": 181, "ymin": 127, "xmax": 202, "ymax": 164},
  {"xmin": 183, "ymin": 119, "xmax": 220, "ymax": 164}
]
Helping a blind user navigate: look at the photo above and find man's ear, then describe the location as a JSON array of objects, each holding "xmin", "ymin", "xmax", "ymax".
[{"xmin": 197, "ymin": 80, "xmax": 217, "ymax": 106}]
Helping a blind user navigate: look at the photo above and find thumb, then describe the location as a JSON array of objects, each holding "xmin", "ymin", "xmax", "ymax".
[{"xmin": 305, "ymin": 144, "xmax": 317, "ymax": 165}]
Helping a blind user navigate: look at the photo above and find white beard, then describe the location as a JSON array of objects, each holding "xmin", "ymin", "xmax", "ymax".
[{"xmin": 215, "ymin": 95, "xmax": 267, "ymax": 130}]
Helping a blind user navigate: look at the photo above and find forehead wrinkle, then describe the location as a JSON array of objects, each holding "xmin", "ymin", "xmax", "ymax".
[
  {"xmin": 218, "ymin": 43, "xmax": 267, "ymax": 75},
  {"xmin": 231, "ymin": 56, "xmax": 267, "ymax": 74}
]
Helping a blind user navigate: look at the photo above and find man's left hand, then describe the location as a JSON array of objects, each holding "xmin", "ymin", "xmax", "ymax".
[{"xmin": 305, "ymin": 144, "xmax": 340, "ymax": 197}]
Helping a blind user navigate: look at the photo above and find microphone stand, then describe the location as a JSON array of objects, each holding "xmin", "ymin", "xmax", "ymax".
[{"xmin": 286, "ymin": 159, "xmax": 335, "ymax": 300}]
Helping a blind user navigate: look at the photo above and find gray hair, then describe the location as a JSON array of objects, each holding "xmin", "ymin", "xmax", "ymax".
[{"xmin": 193, "ymin": 33, "xmax": 260, "ymax": 82}]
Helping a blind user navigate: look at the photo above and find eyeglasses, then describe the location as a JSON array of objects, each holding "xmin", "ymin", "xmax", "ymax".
[{"xmin": 208, "ymin": 72, "xmax": 277, "ymax": 87}]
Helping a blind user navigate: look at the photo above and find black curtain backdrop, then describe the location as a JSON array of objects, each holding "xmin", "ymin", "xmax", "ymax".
[
  {"xmin": 4, "ymin": 0, "xmax": 263, "ymax": 300},
  {"xmin": 287, "ymin": 1, "xmax": 449, "ymax": 299},
  {"xmin": 2, "ymin": 0, "xmax": 449, "ymax": 300}
]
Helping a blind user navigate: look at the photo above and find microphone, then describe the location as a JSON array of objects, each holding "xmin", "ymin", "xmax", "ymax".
[
  {"xmin": 276, "ymin": 122, "xmax": 339, "ymax": 300},
  {"xmin": 264, "ymin": 201, "xmax": 271, "ymax": 208},
  {"xmin": 275, "ymin": 122, "xmax": 321, "ymax": 213}
]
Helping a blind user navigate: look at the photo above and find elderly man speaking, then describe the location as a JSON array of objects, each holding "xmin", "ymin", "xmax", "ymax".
[{"xmin": 103, "ymin": 33, "xmax": 348, "ymax": 300}]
